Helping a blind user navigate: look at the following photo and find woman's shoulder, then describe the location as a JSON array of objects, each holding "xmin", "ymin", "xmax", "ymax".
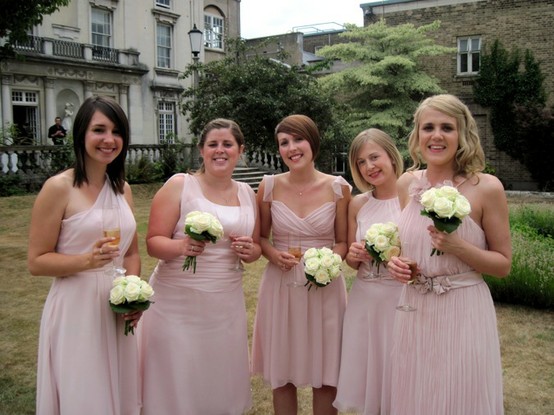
[{"xmin": 42, "ymin": 169, "xmax": 74, "ymax": 193}]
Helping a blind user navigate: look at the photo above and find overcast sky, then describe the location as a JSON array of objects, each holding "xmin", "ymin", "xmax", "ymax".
[{"xmin": 240, "ymin": 0, "xmax": 367, "ymax": 39}]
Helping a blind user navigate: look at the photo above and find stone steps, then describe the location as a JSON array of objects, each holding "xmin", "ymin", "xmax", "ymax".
[{"xmin": 232, "ymin": 166, "xmax": 267, "ymax": 191}]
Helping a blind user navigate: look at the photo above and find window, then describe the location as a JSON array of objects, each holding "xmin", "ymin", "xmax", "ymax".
[
  {"xmin": 204, "ymin": 14, "xmax": 224, "ymax": 50},
  {"xmin": 155, "ymin": 0, "xmax": 170, "ymax": 8},
  {"xmin": 12, "ymin": 91, "xmax": 40, "ymax": 144},
  {"xmin": 458, "ymin": 36, "xmax": 481, "ymax": 75},
  {"xmin": 158, "ymin": 102, "xmax": 175, "ymax": 143},
  {"xmin": 157, "ymin": 23, "xmax": 172, "ymax": 68},
  {"xmin": 91, "ymin": 7, "xmax": 111, "ymax": 47}
]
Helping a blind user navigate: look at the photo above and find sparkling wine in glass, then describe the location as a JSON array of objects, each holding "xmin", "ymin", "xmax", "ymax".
[
  {"xmin": 396, "ymin": 259, "xmax": 418, "ymax": 312},
  {"xmin": 286, "ymin": 233, "xmax": 304, "ymax": 288},
  {"xmin": 229, "ymin": 212, "xmax": 248, "ymax": 271},
  {"xmin": 102, "ymin": 206, "xmax": 125, "ymax": 276}
]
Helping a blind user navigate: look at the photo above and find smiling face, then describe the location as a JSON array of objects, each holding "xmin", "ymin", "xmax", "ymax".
[
  {"xmin": 199, "ymin": 127, "xmax": 243, "ymax": 175},
  {"xmin": 84, "ymin": 110, "xmax": 123, "ymax": 166},
  {"xmin": 277, "ymin": 132, "xmax": 314, "ymax": 170},
  {"xmin": 417, "ymin": 107, "xmax": 459, "ymax": 169},
  {"xmin": 355, "ymin": 140, "xmax": 397, "ymax": 190}
]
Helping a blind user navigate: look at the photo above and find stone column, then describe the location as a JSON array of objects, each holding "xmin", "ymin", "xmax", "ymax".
[{"xmin": 1, "ymin": 75, "xmax": 13, "ymax": 127}]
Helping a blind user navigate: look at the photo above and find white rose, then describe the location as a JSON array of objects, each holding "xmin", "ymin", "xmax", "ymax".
[
  {"xmin": 365, "ymin": 227, "xmax": 380, "ymax": 244},
  {"xmin": 124, "ymin": 281, "xmax": 142, "ymax": 302},
  {"xmin": 109, "ymin": 285, "xmax": 126, "ymax": 305},
  {"xmin": 381, "ymin": 245, "xmax": 401, "ymax": 261},
  {"xmin": 330, "ymin": 264, "xmax": 341, "ymax": 278},
  {"xmin": 209, "ymin": 218, "xmax": 224, "ymax": 239},
  {"xmin": 438, "ymin": 185, "xmax": 459, "ymax": 200},
  {"xmin": 454, "ymin": 196, "xmax": 471, "ymax": 219},
  {"xmin": 314, "ymin": 269, "xmax": 331, "ymax": 285},
  {"xmin": 332, "ymin": 253, "xmax": 342, "ymax": 267},
  {"xmin": 112, "ymin": 276, "xmax": 127, "ymax": 287},
  {"xmin": 433, "ymin": 196, "xmax": 455, "ymax": 218},
  {"xmin": 138, "ymin": 281, "xmax": 154, "ymax": 301},
  {"xmin": 190, "ymin": 214, "xmax": 212, "ymax": 233},
  {"xmin": 373, "ymin": 234, "xmax": 391, "ymax": 252},
  {"xmin": 320, "ymin": 254, "xmax": 335, "ymax": 269},
  {"xmin": 381, "ymin": 222, "xmax": 397, "ymax": 236},
  {"xmin": 125, "ymin": 275, "xmax": 142, "ymax": 285},
  {"xmin": 304, "ymin": 257, "xmax": 320, "ymax": 274},
  {"xmin": 420, "ymin": 188, "xmax": 437, "ymax": 210},
  {"xmin": 303, "ymin": 247, "xmax": 318, "ymax": 260}
]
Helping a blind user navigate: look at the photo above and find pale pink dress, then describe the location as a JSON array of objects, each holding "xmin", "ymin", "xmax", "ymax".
[
  {"xmin": 251, "ymin": 175, "xmax": 350, "ymax": 389},
  {"xmin": 36, "ymin": 180, "xmax": 140, "ymax": 415},
  {"xmin": 333, "ymin": 193, "xmax": 403, "ymax": 415},
  {"xmin": 389, "ymin": 175, "xmax": 504, "ymax": 415},
  {"xmin": 139, "ymin": 173, "xmax": 254, "ymax": 415}
]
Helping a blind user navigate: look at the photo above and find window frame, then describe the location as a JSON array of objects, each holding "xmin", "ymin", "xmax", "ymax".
[
  {"xmin": 91, "ymin": 7, "xmax": 112, "ymax": 48},
  {"xmin": 156, "ymin": 22, "xmax": 173, "ymax": 69},
  {"xmin": 158, "ymin": 101, "xmax": 176, "ymax": 144},
  {"xmin": 155, "ymin": 0, "xmax": 171, "ymax": 9},
  {"xmin": 204, "ymin": 13, "xmax": 224, "ymax": 50},
  {"xmin": 457, "ymin": 36, "xmax": 481, "ymax": 76}
]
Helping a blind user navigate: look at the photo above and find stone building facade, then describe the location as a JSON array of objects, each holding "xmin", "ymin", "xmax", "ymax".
[
  {"xmin": 0, "ymin": 0, "xmax": 240, "ymax": 146},
  {"xmin": 361, "ymin": 0, "xmax": 554, "ymax": 190}
]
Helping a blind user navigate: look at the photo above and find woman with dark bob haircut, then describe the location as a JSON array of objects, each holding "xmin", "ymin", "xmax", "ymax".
[
  {"xmin": 29, "ymin": 96, "xmax": 142, "ymax": 415},
  {"xmin": 252, "ymin": 114, "xmax": 352, "ymax": 415}
]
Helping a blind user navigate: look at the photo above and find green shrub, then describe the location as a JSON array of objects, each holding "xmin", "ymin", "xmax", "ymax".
[
  {"xmin": 126, "ymin": 157, "xmax": 162, "ymax": 184},
  {"xmin": 486, "ymin": 206, "xmax": 554, "ymax": 309},
  {"xmin": 0, "ymin": 174, "xmax": 26, "ymax": 197}
]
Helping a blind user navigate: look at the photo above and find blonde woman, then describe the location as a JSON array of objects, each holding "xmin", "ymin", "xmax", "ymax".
[
  {"xmin": 333, "ymin": 128, "xmax": 404, "ymax": 414},
  {"xmin": 387, "ymin": 94, "xmax": 511, "ymax": 414}
]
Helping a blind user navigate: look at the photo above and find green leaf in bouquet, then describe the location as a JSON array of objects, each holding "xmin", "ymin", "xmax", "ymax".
[
  {"xmin": 420, "ymin": 210, "xmax": 462, "ymax": 233},
  {"xmin": 365, "ymin": 241, "xmax": 383, "ymax": 263},
  {"xmin": 109, "ymin": 300, "xmax": 152, "ymax": 314}
]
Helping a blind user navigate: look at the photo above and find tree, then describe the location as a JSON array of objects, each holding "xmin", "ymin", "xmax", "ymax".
[
  {"xmin": 315, "ymin": 20, "xmax": 455, "ymax": 143},
  {"xmin": 513, "ymin": 104, "xmax": 554, "ymax": 190},
  {"xmin": 0, "ymin": 0, "xmax": 70, "ymax": 57},
  {"xmin": 180, "ymin": 39, "xmax": 343, "ymax": 166},
  {"xmin": 473, "ymin": 40, "xmax": 550, "ymax": 189}
]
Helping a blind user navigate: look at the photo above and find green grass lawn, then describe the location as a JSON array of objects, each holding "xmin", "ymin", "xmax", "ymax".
[{"xmin": 1, "ymin": 184, "xmax": 553, "ymax": 415}]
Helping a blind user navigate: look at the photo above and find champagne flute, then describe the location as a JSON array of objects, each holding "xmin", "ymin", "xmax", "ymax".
[
  {"xmin": 396, "ymin": 258, "xmax": 418, "ymax": 312},
  {"xmin": 102, "ymin": 205, "xmax": 126, "ymax": 276},
  {"xmin": 229, "ymin": 212, "xmax": 248, "ymax": 271},
  {"xmin": 286, "ymin": 233, "xmax": 304, "ymax": 288}
]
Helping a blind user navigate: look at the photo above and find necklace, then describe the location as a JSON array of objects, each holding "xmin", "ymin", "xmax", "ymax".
[{"xmin": 290, "ymin": 176, "xmax": 318, "ymax": 196}]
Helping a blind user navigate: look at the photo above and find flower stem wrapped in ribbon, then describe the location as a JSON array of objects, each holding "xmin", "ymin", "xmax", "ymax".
[
  {"xmin": 420, "ymin": 185, "xmax": 471, "ymax": 256},
  {"xmin": 109, "ymin": 275, "xmax": 154, "ymax": 335},
  {"xmin": 303, "ymin": 247, "xmax": 343, "ymax": 290},
  {"xmin": 364, "ymin": 222, "xmax": 401, "ymax": 274},
  {"xmin": 182, "ymin": 210, "xmax": 224, "ymax": 273}
]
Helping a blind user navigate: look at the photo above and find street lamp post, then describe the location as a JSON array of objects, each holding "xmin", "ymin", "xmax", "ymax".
[{"xmin": 188, "ymin": 24, "xmax": 203, "ymax": 89}]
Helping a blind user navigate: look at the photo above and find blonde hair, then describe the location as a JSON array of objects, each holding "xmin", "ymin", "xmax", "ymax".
[
  {"xmin": 407, "ymin": 94, "xmax": 485, "ymax": 176},
  {"xmin": 349, "ymin": 128, "xmax": 404, "ymax": 193}
]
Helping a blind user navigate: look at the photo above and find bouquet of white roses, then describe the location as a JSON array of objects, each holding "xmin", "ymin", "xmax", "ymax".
[
  {"xmin": 109, "ymin": 275, "xmax": 154, "ymax": 335},
  {"xmin": 183, "ymin": 211, "xmax": 224, "ymax": 273},
  {"xmin": 420, "ymin": 185, "xmax": 471, "ymax": 256},
  {"xmin": 303, "ymin": 247, "xmax": 343, "ymax": 290},
  {"xmin": 364, "ymin": 222, "xmax": 401, "ymax": 274}
]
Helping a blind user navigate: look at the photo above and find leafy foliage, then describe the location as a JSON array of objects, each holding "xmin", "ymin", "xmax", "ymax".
[
  {"xmin": 473, "ymin": 40, "xmax": 551, "ymax": 189},
  {"xmin": 0, "ymin": 0, "xmax": 70, "ymax": 57},
  {"xmin": 485, "ymin": 206, "xmax": 554, "ymax": 309},
  {"xmin": 179, "ymin": 38, "xmax": 344, "ymax": 162},
  {"xmin": 316, "ymin": 20, "xmax": 454, "ymax": 143}
]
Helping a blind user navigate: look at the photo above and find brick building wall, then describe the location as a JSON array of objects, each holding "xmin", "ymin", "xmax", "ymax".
[{"xmin": 362, "ymin": 0, "xmax": 554, "ymax": 190}]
